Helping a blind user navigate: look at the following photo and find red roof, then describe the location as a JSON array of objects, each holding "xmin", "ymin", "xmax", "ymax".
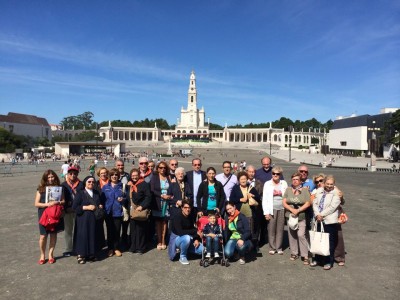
[{"xmin": 0, "ymin": 112, "xmax": 50, "ymax": 126}]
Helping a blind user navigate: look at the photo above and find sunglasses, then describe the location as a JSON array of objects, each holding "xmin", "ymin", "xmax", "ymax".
[
  {"xmin": 117, "ymin": 165, "xmax": 124, "ymax": 167},
  {"xmin": 315, "ymin": 179, "xmax": 324, "ymax": 184},
  {"xmin": 139, "ymin": 162, "xmax": 148, "ymax": 165},
  {"xmin": 193, "ymin": 164, "xmax": 201, "ymax": 166},
  {"xmin": 299, "ymin": 170, "xmax": 308, "ymax": 173},
  {"xmin": 272, "ymin": 173, "xmax": 280, "ymax": 175},
  {"xmin": 158, "ymin": 166, "xmax": 166, "ymax": 169},
  {"xmin": 110, "ymin": 174, "xmax": 119, "ymax": 177},
  {"xmin": 170, "ymin": 164, "xmax": 178, "ymax": 166}
]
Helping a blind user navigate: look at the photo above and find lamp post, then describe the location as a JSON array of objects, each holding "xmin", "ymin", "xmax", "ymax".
[{"xmin": 288, "ymin": 125, "xmax": 293, "ymax": 162}]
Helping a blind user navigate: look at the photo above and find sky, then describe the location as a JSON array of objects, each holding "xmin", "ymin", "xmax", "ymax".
[{"xmin": 0, "ymin": 0, "xmax": 399, "ymax": 127}]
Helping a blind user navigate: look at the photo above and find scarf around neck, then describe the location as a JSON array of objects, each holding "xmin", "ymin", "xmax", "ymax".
[{"xmin": 228, "ymin": 209, "xmax": 241, "ymax": 223}]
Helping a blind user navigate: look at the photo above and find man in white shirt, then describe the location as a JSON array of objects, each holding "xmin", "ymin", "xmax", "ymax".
[{"xmin": 215, "ymin": 161, "xmax": 238, "ymax": 200}]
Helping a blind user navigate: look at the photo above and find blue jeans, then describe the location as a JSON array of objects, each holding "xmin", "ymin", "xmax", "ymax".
[
  {"xmin": 224, "ymin": 239, "xmax": 252, "ymax": 258},
  {"xmin": 175, "ymin": 235, "xmax": 204, "ymax": 259},
  {"xmin": 206, "ymin": 236, "xmax": 220, "ymax": 255}
]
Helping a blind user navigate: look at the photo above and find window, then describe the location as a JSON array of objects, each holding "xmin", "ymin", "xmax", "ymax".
[
  {"xmin": 191, "ymin": 96, "xmax": 193, "ymax": 102},
  {"xmin": 340, "ymin": 141, "xmax": 347, "ymax": 146}
]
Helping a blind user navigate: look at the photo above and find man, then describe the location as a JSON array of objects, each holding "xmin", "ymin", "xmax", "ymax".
[
  {"xmin": 168, "ymin": 200, "xmax": 203, "ymax": 265},
  {"xmin": 247, "ymin": 165, "xmax": 264, "ymax": 251},
  {"xmin": 60, "ymin": 161, "xmax": 70, "ymax": 181},
  {"xmin": 169, "ymin": 159, "xmax": 178, "ymax": 182},
  {"xmin": 115, "ymin": 158, "xmax": 130, "ymax": 182},
  {"xmin": 61, "ymin": 165, "xmax": 83, "ymax": 256},
  {"xmin": 115, "ymin": 158, "xmax": 130, "ymax": 249},
  {"xmin": 298, "ymin": 165, "xmax": 316, "ymax": 192},
  {"xmin": 255, "ymin": 156, "xmax": 281, "ymax": 185},
  {"xmin": 184, "ymin": 158, "xmax": 206, "ymax": 213},
  {"xmin": 215, "ymin": 161, "xmax": 238, "ymax": 200},
  {"xmin": 138, "ymin": 157, "xmax": 153, "ymax": 183}
]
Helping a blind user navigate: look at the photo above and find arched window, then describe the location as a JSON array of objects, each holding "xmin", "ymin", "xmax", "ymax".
[{"xmin": 191, "ymin": 96, "xmax": 193, "ymax": 102}]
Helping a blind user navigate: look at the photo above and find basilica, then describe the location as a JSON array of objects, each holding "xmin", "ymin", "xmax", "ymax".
[{"xmin": 96, "ymin": 71, "xmax": 325, "ymax": 149}]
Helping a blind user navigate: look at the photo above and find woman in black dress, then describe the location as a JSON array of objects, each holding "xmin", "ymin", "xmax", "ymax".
[
  {"xmin": 128, "ymin": 168, "xmax": 152, "ymax": 254},
  {"xmin": 34, "ymin": 170, "xmax": 65, "ymax": 265},
  {"xmin": 73, "ymin": 176, "xmax": 104, "ymax": 264}
]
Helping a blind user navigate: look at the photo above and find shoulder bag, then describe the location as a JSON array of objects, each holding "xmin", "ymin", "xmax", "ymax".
[{"xmin": 309, "ymin": 221, "xmax": 330, "ymax": 256}]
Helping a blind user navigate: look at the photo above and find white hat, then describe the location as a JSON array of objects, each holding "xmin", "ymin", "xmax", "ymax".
[{"xmin": 288, "ymin": 215, "xmax": 299, "ymax": 230}]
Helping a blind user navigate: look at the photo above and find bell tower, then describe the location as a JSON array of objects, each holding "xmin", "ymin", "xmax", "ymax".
[{"xmin": 187, "ymin": 70, "xmax": 197, "ymax": 112}]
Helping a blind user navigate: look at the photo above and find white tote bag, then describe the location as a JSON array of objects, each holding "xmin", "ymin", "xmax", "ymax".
[{"xmin": 309, "ymin": 222, "xmax": 330, "ymax": 256}]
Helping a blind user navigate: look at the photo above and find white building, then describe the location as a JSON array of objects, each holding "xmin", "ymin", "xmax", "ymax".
[{"xmin": 0, "ymin": 112, "xmax": 52, "ymax": 140}]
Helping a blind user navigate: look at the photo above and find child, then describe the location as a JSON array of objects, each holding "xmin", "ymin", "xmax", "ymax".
[{"xmin": 202, "ymin": 213, "xmax": 222, "ymax": 258}]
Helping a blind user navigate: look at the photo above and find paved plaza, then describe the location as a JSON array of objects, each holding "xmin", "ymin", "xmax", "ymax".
[{"xmin": 0, "ymin": 147, "xmax": 399, "ymax": 300}]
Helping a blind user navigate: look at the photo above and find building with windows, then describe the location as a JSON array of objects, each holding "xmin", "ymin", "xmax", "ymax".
[{"xmin": 0, "ymin": 112, "xmax": 52, "ymax": 140}]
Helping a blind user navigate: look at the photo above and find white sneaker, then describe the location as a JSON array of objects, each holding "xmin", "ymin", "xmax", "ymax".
[
  {"xmin": 214, "ymin": 252, "xmax": 219, "ymax": 258},
  {"xmin": 239, "ymin": 258, "xmax": 246, "ymax": 265},
  {"xmin": 205, "ymin": 252, "xmax": 211, "ymax": 258},
  {"xmin": 179, "ymin": 257, "xmax": 189, "ymax": 265}
]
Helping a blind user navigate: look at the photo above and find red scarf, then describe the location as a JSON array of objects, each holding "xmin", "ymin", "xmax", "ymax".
[
  {"xmin": 228, "ymin": 209, "xmax": 241, "ymax": 223},
  {"xmin": 99, "ymin": 178, "xmax": 109, "ymax": 189},
  {"xmin": 140, "ymin": 169, "xmax": 152, "ymax": 179},
  {"xmin": 66, "ymin": 178, "xmax": 80, "ymax": 193},
  {"xmin": 129, "ymin": 178, "xmax": 144, "ymax": 193}
]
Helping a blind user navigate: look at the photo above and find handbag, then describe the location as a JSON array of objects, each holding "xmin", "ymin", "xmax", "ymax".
[
  {"xmin": 94, "ymin": 206, "xmax": 105, "ymax": 220},
  {"xmin": 309, "ymin": 221, "xmax": 330, "ymax": 256},
  {"xmin": 130, "ymin": 203, "xmax": 151, "ymax": 221}
]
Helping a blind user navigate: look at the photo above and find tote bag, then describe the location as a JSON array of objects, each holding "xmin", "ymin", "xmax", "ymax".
[{"xmin": 309, "ymin": 222, "xmax": 330, "ymax": 256}]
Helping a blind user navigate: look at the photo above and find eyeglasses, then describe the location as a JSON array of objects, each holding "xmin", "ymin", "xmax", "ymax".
[
  {"xmin": 139, "ymin": 162, "xmax": 148, "ymax": 165},
  {"xmin": 117, "ymin": 164, "xmax": 124, "ymax": 167},
  {"xmin": 272, "ymin": 173, "xmax": 280, "ymax": 175},
  {"xmin": 315, "ymin": 179, "xmax": 324, "ymax": 184},
  {"xmin": 68, "ymin": 172, "xmax": 78, "ymax": 175},
  {"xmin": 193, "ymin": 164, "xmax": 201, "ymax": 166},
  {"xmin": 110, "ymin": 174, "xmax": 118, "ymax": 177},
  {"xmin": 158, "ymin": 167, "xmax": 166, "ymax": 169},
  {"xmin": 299, "ymin": 170, "xmax": 308, "ymax": 173},
  {"xmin": 170, "ymin": 164, "xmax": 178, "ymax": 166}
]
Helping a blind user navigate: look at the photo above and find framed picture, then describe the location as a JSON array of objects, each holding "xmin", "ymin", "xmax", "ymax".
[{"xmin": 45, "ymin": 186, "xmax": 63, "ymax": 203}]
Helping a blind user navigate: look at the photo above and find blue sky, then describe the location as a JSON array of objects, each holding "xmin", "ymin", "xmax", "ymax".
[{"xmin": 0, "ymin": 0, "xmax": 399, "ymax": 126}]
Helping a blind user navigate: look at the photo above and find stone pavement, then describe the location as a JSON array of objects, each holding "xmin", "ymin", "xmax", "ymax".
[{"xmin": 0, "ymin": 148, "xmax": 399, "ymax": 300}]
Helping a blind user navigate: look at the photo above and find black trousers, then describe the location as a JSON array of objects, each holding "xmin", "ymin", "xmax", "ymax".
[
  {"xmin": 105, "ymin": 214, "xmax": 122, "ymax": 250},
  {"xmin": 129, "ymin": 219, "xmax": 148, "ymax": 252}
]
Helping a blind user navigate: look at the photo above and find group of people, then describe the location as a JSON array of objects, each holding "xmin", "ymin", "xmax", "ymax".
[{"xmin": 35, "ymin": 155, "xmax": 346, "ymax": 270}]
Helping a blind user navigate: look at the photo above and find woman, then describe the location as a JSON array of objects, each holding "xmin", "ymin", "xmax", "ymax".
[
  {"xmin": 148, "ymin": 161, "xmax": 156, "ymax": 173},
  {"xmin": 197, "ymin": 167, "xmax": 226, "ymax": 217},
  {"xmin": 34, "ymin": 170, "xmax": 65, "ymax": 265},
  {"xmin": 101, "ymin": 168, "xmax": 128, "ymax": 257},
  {"xmin": 150, "ymin": 161, "xmax": 172, "ymax": 250},
  {"xmin": 312, "ymin": 173, "xmax": 346, "ymax": 266},
  {"xmin": 169, "ymin": 167, "xmax": 193, "ymax": 219},
  {"xmin": 223, "ymin": 201, "xmax": 253, "ymax": 265},
  {"xmin": 262, "ymin": 166, "xmax": 288, "ymax": 255},
  {"xmin": 230, "ymin": 171, "xmax": 260, "ymax": 248},
  {"xmin": 73, "ymin": 176, "xmax": 104, "ymax": 264},
  {"xmin": 95, "ymin": 167, "xmax": 109, "ymax": 193},
  {"xmin": 283, "ymin": 172, "xmax": 311, "ymax": 265},
  {"xmin": 311, "ymin": 175, "xmax": 342, "ymax": 269},
  {"xmin": 128, "ymin": 168, "xmax": 152, "ymax": 254}
]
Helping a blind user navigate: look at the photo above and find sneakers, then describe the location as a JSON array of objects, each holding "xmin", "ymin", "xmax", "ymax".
[
  {"xmin": 239, "ymin": 258, "xmax": 246, "ymax": 265},
  {"xmin": 214, "ymin": 252, "xmax": 219, "ymax": 258},
  {"xmin": 179, "ymin": 257, "xmax": 190, "ymax": 265},
  {"xmin": 277, "ymin": 250, "xmax": 284, "ymax": 255},
  {"xmin": 205, "ymin": 252, "xmax": 211, "ymax": 258}
]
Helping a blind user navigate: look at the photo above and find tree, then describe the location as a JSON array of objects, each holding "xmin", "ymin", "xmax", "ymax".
[
  {"xmin": 60, "ymin": 111, "xmax": 94, "ymax": 129},
  {"xmin": 383, "ymin": 109, "xmax": 400, "ymax": 146}
]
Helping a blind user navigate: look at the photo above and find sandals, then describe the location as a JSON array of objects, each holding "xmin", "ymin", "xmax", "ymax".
[
  {"xmin": 38, "ymin": 259, "xmax": 46, "ymax": 265},
  {"xmin": 303, "ymin": 257, "xmax": 309, "ymax": 265},
  {"xmin": 77, "ymin": 256, "xmax": 86, "ymax": 264},
  {"xmin": 310, "ymin": 260, "xmax": 318, "ymax": 267},
  {"xmin": 157, "ymin": 244, "xmax": 162, "ymax": 250},
  {"xmin": 290, "ymin": 254, "xmax": 299, "ymax": 261},
  {"xmin": 48, "ymin": 258, "xmax": 56, "ymax": 264},
  {"xmin": 338, "ymin": 261, "xmax": 345, "ymax": 266},
  {"xmin": 161, "ymin": 245, "xmax": 167, "ymax": 250},
  {"xmin": 108, "ymin": 250, "xmax": 114, "ymax": 257},
  {"xmin": 323, "ymin": 264, "xmax": 332, "ymax": 270}
]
